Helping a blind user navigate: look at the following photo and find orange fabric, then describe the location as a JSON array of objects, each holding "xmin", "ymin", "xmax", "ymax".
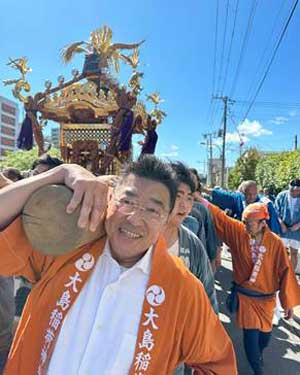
[
  {"xmin": 242, "ymin": 202, "xmax": 270, "ymax": 221},
  {"xmin": 0, "ymin": 217, "xmax": 237, "ymax": 375},
  {"xmin": 209, "ymin": 203, "xmax": 300, "ymax": 332}
]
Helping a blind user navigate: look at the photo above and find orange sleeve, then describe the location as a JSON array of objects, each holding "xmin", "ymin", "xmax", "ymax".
[
  {"xmin": 0, "ymin": 217, "xmax": 55, "ymax": 283},
  {"xmin": 182, "ymin": 280, "xmax": 238, "ymax": 375},
  {"xmin": 277, "ymin": 244, "xmax": 300, "ymax": 309},
  {"xmin": 208, "ymin": 202, "xmax": 246, "ymax": 251}
]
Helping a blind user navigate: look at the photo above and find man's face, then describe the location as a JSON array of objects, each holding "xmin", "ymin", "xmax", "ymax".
[
  {"xmin": 105, "ymin": 174, "xmax": 170, "ymax": 261},
  {"xmin": 244, "ymin": 185, "xmax": 258, "ymax": 204},
  {"xmin": 168, "ymin": 183, "xmax": 194, "ymax": 228},
  {"xmin": 290, "ymin": 188, "xmax": 300, "ymax": 198},
  {"xmin": 243, "ymin": 217, "xmax": 265, "ymax": 237}
]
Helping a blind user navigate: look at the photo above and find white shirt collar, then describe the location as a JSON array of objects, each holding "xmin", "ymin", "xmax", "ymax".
[{"xmin": 103, "ymin": 239, "xmax": 153, "ymax": 275}]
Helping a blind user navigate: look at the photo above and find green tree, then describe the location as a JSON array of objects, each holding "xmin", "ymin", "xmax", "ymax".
[
  {"xmin": 228, "ymin": 148, "xmax": 261, "ymax": 190},
  {"xmin": 0, "ymin": 147, "xmax": 61, "ymax": 171},
  {"xmin": 256, "ymin": 150, "xmax": 300, "ymax": 193}
]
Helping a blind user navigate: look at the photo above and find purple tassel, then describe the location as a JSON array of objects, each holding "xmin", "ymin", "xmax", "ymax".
[
  {"xmin": 17, "ymin": 114, "xmax": 33, "ymax": 150},
  {"xmin": 118, "ymin": 110, "xmax": 134, "ymax": 152},
  {"xmin": 141, "ymin": 130, "xmax": 158, "ymax": 154}
]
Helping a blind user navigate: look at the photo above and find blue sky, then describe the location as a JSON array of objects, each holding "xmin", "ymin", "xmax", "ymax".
[{"xmin": 1, "ymin": 0, "xmax": 300, "ymax": 174}]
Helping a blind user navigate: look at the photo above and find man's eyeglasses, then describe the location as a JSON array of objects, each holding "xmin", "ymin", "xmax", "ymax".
[{"xmin": 114, "ymin": 198, "xmax": 167, "ymax": 221}]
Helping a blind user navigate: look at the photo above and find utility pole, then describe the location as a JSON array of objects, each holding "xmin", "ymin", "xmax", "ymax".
[
  {"xmin": 203, "ymin": 133, "xmax": 214, "ymax": 186},
  {"xmin": 221, "ymin": 96, "xmax": 228, "ymax": 187},
  {"xmin": 213, "ymin": 96, "xmax": 232, "ymax": 187},
  {"xmin": 295, "ymin": 135, "xmax": 298, "ymax": 150}
]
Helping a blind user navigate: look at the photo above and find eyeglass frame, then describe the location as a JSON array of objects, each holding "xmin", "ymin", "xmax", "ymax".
[{"xmin": 113, "ymin": 197, "xmax": 168, "ymax": 222}]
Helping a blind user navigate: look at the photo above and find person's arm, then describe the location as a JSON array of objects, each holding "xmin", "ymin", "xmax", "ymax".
[
  {"xmin": 201, "ymin": 186, "xmax": 213, "ymax": 196},
  {"xmin": 0, "ymin": 164, "xmax": 108, "ymax": 232},
  {"xmin": 203, "ymin": 187, "xmax": 238, "ymax": 213},
  {"xmin": 274, "ymin": 194, "xmax": 288, "ymax": 233},
  {"xmin": 266, "ymin": 201, "xmax": 282, "ymax": 235},
  {"xmin": 200, "ymin": 199, "xmax": 246, "ymax": 253},
  {"xmin": 201, "ymin": 204, "xmax": 218, "ymax": 261}
]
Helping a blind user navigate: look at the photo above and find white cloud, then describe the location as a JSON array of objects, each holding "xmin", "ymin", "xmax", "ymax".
[
  {"xmin": 226, "ymin": 132, "xmax": 249, "ymax": 144},
  {"xmin": 160, "ymin": 145, "xmax": 179, "ymax": 158},
  {"xmin": 214, "ymin": 132, "xmax": 249, "ymax": 145},
  {"xmin": 237, "ymin": 119, "xmax": 272, "ymax": 137},
  {"xmin": 160, "ymin": 151, "xmax": 179, "ymax": 157},
  {"xmin": 289, "ymin": 110, "xmax": 297, "ymax": 117},
  {"xmin": 270, "ymin": 116, "xmax": 288, "ymax": 125}
]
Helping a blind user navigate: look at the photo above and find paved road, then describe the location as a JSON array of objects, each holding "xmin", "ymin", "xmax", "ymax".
[{"xmin": 215, "ymin": 250, "xmax": 300, "ymax": 375}]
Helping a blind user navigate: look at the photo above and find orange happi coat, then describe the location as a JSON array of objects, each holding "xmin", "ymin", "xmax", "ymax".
[
  {"xmin": 0, "ymin": 217, "xmax": 237, "ymax": 375},
  {"xmin": 209, "ymin": 203, "xmax": 300, "ymax": 332}
]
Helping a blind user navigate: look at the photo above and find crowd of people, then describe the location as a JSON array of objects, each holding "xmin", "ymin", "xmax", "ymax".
[{"xmin": 0, "ymin": 153, "xmax": 299, "ymax": 375}]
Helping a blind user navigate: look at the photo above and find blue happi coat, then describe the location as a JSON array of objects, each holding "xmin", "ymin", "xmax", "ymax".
[
  {"xmin": 211, "ymin": 188, "xmax": 281, "ymax": 235},
  {"xmin": 275, "ymin": 190, "xmax": 300, "ymax": 240}
]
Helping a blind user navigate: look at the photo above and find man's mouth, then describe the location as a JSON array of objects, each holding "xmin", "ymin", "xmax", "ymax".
[{"xmin": 119, "ymin": 228, "xmax": 143, "ymax": 239}]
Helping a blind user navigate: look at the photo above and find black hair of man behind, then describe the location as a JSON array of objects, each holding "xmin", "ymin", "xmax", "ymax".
[
  {"xmin": 170, "ymin": 161, "xmax": 196, "ymax": 194},
  {"xmin": 120, "ymin": 155, "xmax": 177, "ymax": 213},
  {"xmin": 31, "ymin": 154, "xmax": 63, "ymax": 170}
]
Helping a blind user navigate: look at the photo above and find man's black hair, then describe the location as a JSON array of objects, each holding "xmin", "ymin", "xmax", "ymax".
[
  {"xmin": 290, "ymin": 178, "xmax": 300, "ymax": 188},
  {"xmin": 170, "ymin": 161, "xmax": 196, "ymax": 194},
  {"xmin": 31, "ymin": 154, "xmax": 63, "ymax": 170},
  {"xmin": 2, "ymin": 167, "xmax": 23, "ymax": 182},
  {"xmin": 189, "ymin": 167, "xmax": 202, "ymax": 191},
  {"xmin": 119, "ymin": 155, "xmax": 177, "ymax": 213}
]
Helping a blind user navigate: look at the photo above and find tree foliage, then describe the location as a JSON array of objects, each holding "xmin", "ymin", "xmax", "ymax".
[
  {"xmin": 228, "ymin": 148, "xmax": 261, "ymax": 190},
  {"xmin": 255, "ymin": 150, "xmax": 300, "ymax": 193},
  {"xmin": 0, "ymin": 147, "xmax": 61, "ymax": 171}
]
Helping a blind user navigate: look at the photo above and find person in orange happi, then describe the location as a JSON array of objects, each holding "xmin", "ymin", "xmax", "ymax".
[
  {"xmin": 203, "ymin": 200, "xmax": 300, "ymax": 375},
  {"xmin": 0, "ymin": 156, "xmax": 237, "ymax": 375}
]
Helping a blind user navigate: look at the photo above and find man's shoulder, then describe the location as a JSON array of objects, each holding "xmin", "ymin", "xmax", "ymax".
[
  {"xmin": 259, "ymin": 196, "xmax": 272, "ymax": 205},
  {"xmin": 265, "ymin": 228, "xmax": 285, "ymax": 247},
  {"xmin": 276, "ymin": 190, "xmax": 288, "ymax": 199},
  {"xmin": 166, "ymin": 251, "xmax": 205, "ymax": 289},
  {"xmin": 180, "ymin": 225, "xmax": 205, "ymax": 248}
]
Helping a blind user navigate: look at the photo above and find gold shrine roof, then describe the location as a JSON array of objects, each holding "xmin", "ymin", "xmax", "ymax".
[{"xmin": 41, "ymin": 81, "xmax": 119, "ymax": 123}]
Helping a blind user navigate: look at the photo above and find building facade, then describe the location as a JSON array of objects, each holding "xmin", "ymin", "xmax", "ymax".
[
  {"xmin": 0, "ymin": 96, "xmax": 19, "ymax": 158},
  {"xmin": 51, "ymin": 127, "xmax": 60, "ymax": 149}
]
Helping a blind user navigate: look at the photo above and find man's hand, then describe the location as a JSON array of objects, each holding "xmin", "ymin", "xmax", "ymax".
[
  {"xmin": 96, "ymin": 174, "xmax": 120, "ymax": 188},
  {"xmin": 280, "ymin": 221, "xmax": 288, "ymax": 233},
  {"xmin": 290, "ymin": 223, "xmax": 300, "ymax": 232},
  {"xmin": 284, "ymin": 308, "xmax": 294, "ymax": 320},
  {"xmin": 62, "ymin": 165, "xmax": 109, "ymax": 232}
]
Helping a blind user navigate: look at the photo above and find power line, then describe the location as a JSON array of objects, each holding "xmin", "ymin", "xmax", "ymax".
[
  {"xmin": 216, "ymin": 0, "xmax": 230, "ymax": 95},
  {"xmin": 209, "ymin": 1, "xmax": 230, "ymax": 132},
  {"xmin": 212, "ymin": 0, "xmax": 220, "ymax": 96},
  {"xmin": 220, "ymin": 0, "xmax": 239, "ymax": 95},
  {"xmin": 229, "ymin": 0, "xmax": 259, "ymax": 97},
  {"xmin": 206, "ymin": 0, "xmax": 220, "ymax": 130},
  {"xmin": 239, "ymin": 0, "xmax": 299, "ymax": 122},
  {"xmin": 236, "ymin": 0, "xmax": 289, "ymax": 119}
]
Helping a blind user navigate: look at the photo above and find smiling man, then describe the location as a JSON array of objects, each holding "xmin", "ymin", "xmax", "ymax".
[
  {"xmin": 164, "ymin": 162, "xmax": 218, "ymax": 314},
  {"xmin": 0, "ymin": 156, "xmax": 237, "ymax": 375}
]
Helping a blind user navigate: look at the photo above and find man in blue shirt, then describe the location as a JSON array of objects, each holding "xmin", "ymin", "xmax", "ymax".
[
  {"xmin": 202, "ymin": 180, "xmax": 281, "ymax": 235},
  {"xmin": 275, "ymin": 178, "xmax": 300, "ymax": 273}
]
